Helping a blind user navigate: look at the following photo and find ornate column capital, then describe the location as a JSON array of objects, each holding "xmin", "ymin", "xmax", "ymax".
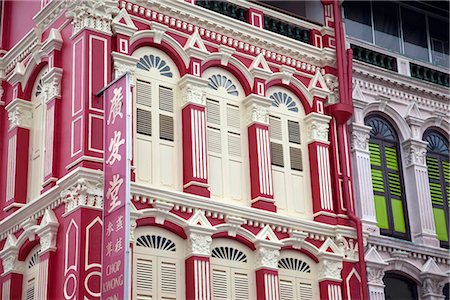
[
  {"xmin": 243, "ymin": 94, "xmax": 271, "ymax": 126},
  {"xmin": 255, "ymin": 245, "xmax": 280, "ymax": 270},
  {"xmin": 66, "ymin": 0, "xmax": 119, "ymax": 37},
  {"xmin": 402, "ymin": 139, "xmax": 428, "ymax": 167},
  {"xmin": 42, "ymin": 67, "xmax": 63, "ymax": 103},
  {"xmin": 61, "ymin": 178, "xmax": 103, "ymax": 214},
  {"xmin": 0, "ymin": 235, "xmax": 20, "ymax": 275},
  {"xmin": 350, "ymin": 123, "xmax": 372, "ymax": 152},
  {"xmin": 318, "ymin": 258, "xmax": 343, "ymax": 282},
  {"xmin": 5, "ymin": 98, "xmax": 33, "ymax": 130},
  {"xmin": 112, "ymin": 51, "xmax": 138, "ymax": 81},
  {"xmin": 304, "ymin": 112, "xmax": 332, "ymax": 144},
  {"xmin": 36, "ymin": 209, "xmax": 59, "ymax": 254},
  {"xmin": 179, "ymin": 75, "xmax": 208, "ymax": 107},
  {"xmin": 420, "ymin": 276, "xmax": 446, "ymax": 298},
  {"xmin": 366, "ymin": 266, "xmax": 386, "ymax": 286}
]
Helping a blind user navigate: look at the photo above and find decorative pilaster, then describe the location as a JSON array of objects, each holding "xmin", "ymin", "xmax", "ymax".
[
  {"xmin": 4, "ymin": 98, "xmax": 33, "ymax": 212},
  {"xmin": 61, "ymin": 177, "xmax": 103, "ymax": 299},
  {"xmin": 420, "ymin": 258, "xmax": 447, "ymax": 300},
  {"xmin": 255, "ymin": 226, "xmax": 282, "ymax": 300},
  {"xmin": 365, "ymin": 247, "xmax": 388, "ymax": 300},
  {"xmin": 41, "ymin": 67, "xmax": 63, "ymax": 190},
  {"xmin": 0, "ymin": 235, "xmax": 22, "ymax": 300},
  {"xmin": 318, "ymin": 258, "xmax": 343, "ymax": 300},
  {"xmin": 185, "ymin": 211, "xmax": 216, "ymax": 300},
  {"xmin": 402, "ymin": 138, "xmax": 439, "ymax": 247},
  {"xmin": 66, "ymin": 1, "xmax": 115, "ymax": 170},
  {"xmin": 350, "ymin": 122, "xmax": 379, "ymax": 235},
  {"xmin": 304, "ymin": 112, "xmax": 335, "ymax": 224},
  {"xmin": 36, "ymin": 209, "xmax": 59, "ymax": 300},
  {"xmin": 244, "ymin": 95, "xmax": 275, "ymax": 211},
  {"xmin": 179, "ymin": 75, "xmax": 210, "ymax": 197}
]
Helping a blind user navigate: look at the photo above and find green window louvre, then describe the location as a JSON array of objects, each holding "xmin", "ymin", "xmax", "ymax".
[
  {"xmin": 371, "ymin": 169, "xmax": 385, "ymax": 193},
  {"xmin": 426, "ymin": 157, "xmax": 441, "ymax": 180},
  {"xmin": 443, "ymin": 161, "xmax": 450, "ymax": 183},
  {"xmin": 429, "ymin": 182, "xmax": 443, "ymax": 206},
  {"xmin": 369, "ymin": 143, "xmax": 382, "ymax": 166},
  {"xmin": 385, "ymin": 147, "xmax": 398, "ymax": 170},
  {"xmin": 388, "ymin": 173, "xmax": 402, "ymax": 197},
  {"xmin": 433, "ymin": 208, "xmax": 449, "ymax": 242}
]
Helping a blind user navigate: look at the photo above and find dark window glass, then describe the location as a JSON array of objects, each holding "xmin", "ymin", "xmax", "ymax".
[
  {"xmin": 373, "ymin": 1, "xmax": 400, "ymax": 52},
  {"xmin": 384, "ymin": 273, "xmax": 418, "ymax": 300},
  {"xmin": 343, "ymin": 1, "xmax": 373, "ymax": 43},
  {"xmin": 401, "ymin": 7, "xmax": 429, "ymax": 61},
  {"xmin": 429, "ymin": 17, "xmax": 449, "ymax": 68}
]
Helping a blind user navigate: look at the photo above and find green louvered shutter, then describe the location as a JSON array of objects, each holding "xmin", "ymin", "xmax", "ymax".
[
  {"xmin": 367, "ymin": 116, "xmax": 409, "ymax": 239},
  {"xmin": 427, "ymin": 156, "xmax": 449, "ymax": 242}
]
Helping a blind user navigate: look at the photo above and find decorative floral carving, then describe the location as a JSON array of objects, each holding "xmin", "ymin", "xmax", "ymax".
[
  {"xmin": 256, "ymin": 247, "xmax": 280, "ymax": 269},
  {"xmin": 8, "ymin": 105, "xmax": 33, "ymax": 130},
  {"xmin": 352, "ymin": 129, "xmax": 370, "ymax": 151},
  {"xmin": 404, "ymin": 144, "xmax": 427, "ymax": 166},
  {"xmin": 61, "ymin": 178, "xmax": 103, "ymax": 213},
  {"xmin": 188, "ymin": 233, "xmax": 212, "ymax": 256},
  {"xmin": 43, "ymin": 77, "xmax": 62, "ymax": 102},
  {"xmin": 335, "ymin": 234, "xmax": 358, "ymax": 260},
  {"xmin": 247, "ymin": 103, "xmax": 269, "ymax": 125},
  {"xmin": 421, "ymin": 278, "xmax": 445, "ymax": 296},
  {"xmin": 366, "ymin": 267, "xmax": 385, "ymax": 285},
  {"xmin": 318, "ymin": 259, "xmax": 342, "ymax": 281},
  {"xmin": 2, "ymin": 256, "xmax": 16, "ymax": 274},
  {"xmin": 306, "ymin": 120, "xmax": 329, "ymax": 143},
  {"xmin": 182, "ymin": 84, "xmax": 206, "ymax": 106},
  {"xmin": 66, "ymin": 0, "xmax": 119, "ymax": 36}
]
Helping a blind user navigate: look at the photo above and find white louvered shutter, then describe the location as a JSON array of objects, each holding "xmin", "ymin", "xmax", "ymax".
[
  {"xmin": 207, "ymin": 99, "xmax": 221, "ymax": 154},
  {"xmin": 270, "ymin": 116, "xmax": 284, "ymax": 167},
  {"xmin": 288, "ymin": 120, "xmax": 302, "ymax": 171},
  {"xmin": 159, "ymin": 259, "xmax": 178, "ymax": 300},
  {"xmin": 158, "ymin": 86, "xmax": 174, "ymax": 141},
  {"xmin": 135, "ymin": 257, "xmax": 155, "ymax": 300},
  {"xmin": 212, "ymin": 268, "xmax": 230, "ymax": 300},
  {"xmin": 232, "ymin": 271, "xmax": 249, "ymax": 300},
  {"xmin": 279, "ymin": 278, "xmax": 295, "ymax": 300},
  {"xmin": 298, "ymin": 282, "xmax": 313, "ymax": 300},
  {"xmin": 226, "ymin": 104, "xmax": 241, "ymax": 157},
  {"xmin": 25, "ymin": 278, "xmax": 36, "ymax": 300},
  {"xmin": 136, "ymin": 79, "xmax": 153, "ymax": 137}
]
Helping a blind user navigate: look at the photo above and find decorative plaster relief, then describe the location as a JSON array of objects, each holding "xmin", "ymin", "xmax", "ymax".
[
  {"xmin": 61, "ymin": 178, "xmax": 103, "ymax": 213},
  {"xmin": 182, "ymin": 84, "xmax": 206, "ymax": 106},
  {"xmin": 421, "ymin": 278, "xmax": 445, "ymax": 296},
  {"xmin": 247, "ymin": 103, "xmax": 269, "ymax": 125},
  {"xmin": 351, "ymin": 124, "xmax": 371, "ymax": 152},
  {"xmin": 256, "ymin": 246, "xmax": 280, "ymax": 269},
  {"xmin": 403, "ymin": 140, "xmax": 427, "ymax": 167},
  {"xmin": 187, "ymin": 232, "xmax": 212, "ymax": 256},
  {"xmin": 366, "ymin": 267, "xmax": 385, "ymax": 285},
  {"xmin": 318, "ymin": 259, "xmax": 343, "ymax": 281},
  {"xmin": 304, "ymin": 113, "xmax": 331, "ymax": 144},
  {"xmin": 6, "ymin": 99, "xmax": 33, "ymax": 130}
]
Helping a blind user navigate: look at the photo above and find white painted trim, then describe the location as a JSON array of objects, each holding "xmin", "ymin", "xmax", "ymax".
[
  {"xmin": 65, "ymin": 155, "xmax": 103, "ymax": 170},
  {"xmin": 88, "ymin": 114, "xmax": 104, "ymax": 154},
  {"xmin": 71, "ymin": 36, "xmax": 85, "ymax": 117},
  {"xmin": 88, "ymin": 35, "xmax": 108, "ymax": 113},
  {"xmin": 70, "ymin": 115, "xmax": 83, "ymax": 157},
  {"xmin": 64, "ymin": 219, "xmax": 79, "ymax": 274}
]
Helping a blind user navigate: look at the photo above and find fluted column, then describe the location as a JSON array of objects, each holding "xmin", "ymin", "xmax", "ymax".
[
  {"xmin": 318, "ymin": 258, "xmax": 343, "ymax": 300},
  {"xmin": 255, "ymin": 242, "xmax": 281, "ymax": 300},
  {"xmin": 350, "ymin": 122, "xmax": 379, "ymax": 235}
]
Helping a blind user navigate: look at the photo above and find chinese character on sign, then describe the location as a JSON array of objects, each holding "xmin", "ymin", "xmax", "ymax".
[
  {"xmin": 106, "ymin": 241, "xmax": 113, "ymax": 256},
  {"xmin": 106, "ymin": 221, "xmax": 114, "ymax": 237},
  {"xmin": 106, "ymin": 131, "xmax": 125, "ymax": 165},
  {"xmin": 106, "ymin": 174, "xmax": 124, "ymax": 213},
  {"xmin": 115, "ymin": 237, "xmax": 123, "ymax": 253},
  {"xmin": 116, "ymin": 216, "xmax": 124, "ymax": 231},
  {"xmin": 107, "ymin": 87, "xmax": 124, "ymax": 125}
]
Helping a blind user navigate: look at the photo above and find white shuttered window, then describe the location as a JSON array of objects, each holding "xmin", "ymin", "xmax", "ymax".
[
  {"xmin": 133, "ymin": 229, "xmax": 184, "ymax": 300},
  {"xmin": 204, "ymin": 69, "xmax": 248, "ymax": 205},
  {"xmin": 22, "ymin": 248, "xmax": 40, "ymax": 300},
  {"xmin": 133, "ymin": 48, "xmax": 180, "ymax": 190},
  {"xmin": 268, "ymin": 89, "xmax": 310, "ymax": 216},
  {"xmin": 210, "ymin": 240, "xmax": 255, "ymax": 300}
]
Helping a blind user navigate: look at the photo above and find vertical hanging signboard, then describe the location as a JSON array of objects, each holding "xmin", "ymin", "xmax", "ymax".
[{"xmin": 98, "ymin": 73, "xmax": 132, "ymax": 300}]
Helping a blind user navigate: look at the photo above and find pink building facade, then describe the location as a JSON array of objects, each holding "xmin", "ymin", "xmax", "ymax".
[{"xmin": 0, "ymin": 0, "xmax": 367, "ymax": 299}]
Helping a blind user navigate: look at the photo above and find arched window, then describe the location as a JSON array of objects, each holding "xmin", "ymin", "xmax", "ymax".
[
  {"xmin": 210, "ymin": 239, "xmax": 255, "ymax": 299},
  {"xmin": 27, "ymin": 67, "xmax": 48, "ymax": 202},
  {"xmin": 133, "ymin": 48, "xmax": 180, "ymax": 190},
  {"xmin": 268, "ymin": 88, "xmax": 310, "ymax": 216},
  {"xmin": 203, "ymin": 69, "xmax": 248, "ymax": 204},
  {"xmin": 22, "ymin": 247, "xmax": 40, "ymax": 300},
  {"xmin": 384, "ymin": 272, "xmax": 418, "ymax": 300},
  {"xmin": 133, "ymin": 228, "xmax": 185, "ymax": 299},
  {"xmin": 424, "ymin": 130, "xmax": 449, "ymax": 247},
  {"xmin": 278, "ymin": 251, "xmax": 318, "ymax": 300},
  {"xmin": 366, "ymin": 116, "xmax": 409, "ymax": 239}
]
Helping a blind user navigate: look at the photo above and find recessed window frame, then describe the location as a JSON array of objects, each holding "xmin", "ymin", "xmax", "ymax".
[{"xmin": 366, "ymin": 115, "xmax": 410, "ymax": 240}]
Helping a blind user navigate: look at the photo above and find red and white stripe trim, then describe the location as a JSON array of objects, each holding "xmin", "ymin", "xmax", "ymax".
[
  {"xmin": 191, "ymin": 108, "xmax": 207, "ymax": 180},
  {"xmin": 194, "ymin": 259, "xmax": 210, "ymax": 300},
  {"xmin": 256, "ymin": 127, "xmax": 273, "ymax": 196}
]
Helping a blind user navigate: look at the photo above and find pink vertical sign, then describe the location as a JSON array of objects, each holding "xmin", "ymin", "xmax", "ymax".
[{"xmin": 99, "ymin": 73, "xmax": 132, "ymax": 300}]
